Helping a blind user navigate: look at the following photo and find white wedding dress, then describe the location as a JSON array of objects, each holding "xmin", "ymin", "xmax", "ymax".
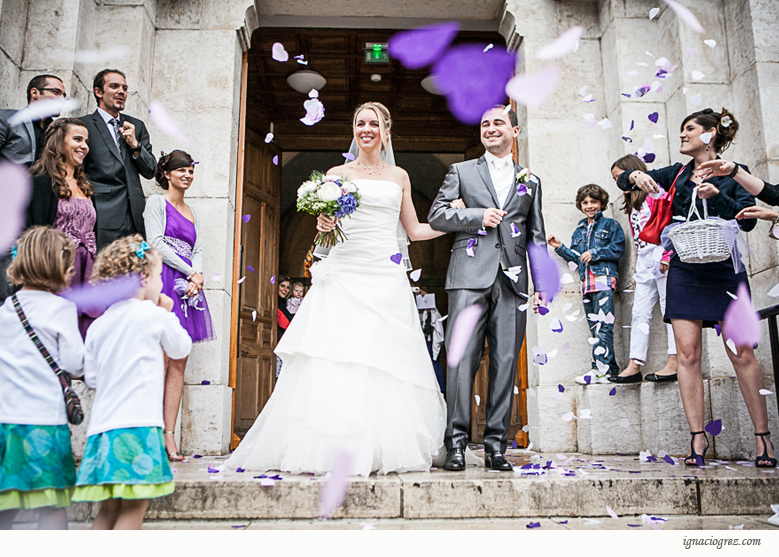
[{"xmin": 225, "ymin": 179, "xmax": 447, "ymax": 476}]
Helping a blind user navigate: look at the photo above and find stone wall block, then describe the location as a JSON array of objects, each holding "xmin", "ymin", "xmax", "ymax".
[
  {"xmin": 730, "ymin": 64, "xmax": 767, "ymax": 171},
  {"xmin": 185, "ymin": 289, "xmax": 231, "ymax": 385},
  {"xmin": 181, "ymin": 384, "xmax": 232, "ymax": 454},
  {"xmin": 0, "ymin": 0, "xmax": 28, "ymax": 64},
  {"xmin": 0, "ymin": 57, "xmax": 22, "ymax": 108},
  {"xmin": 71, "ymin": 0, "xmax": 96, "ymax": 92},
  {"xmin": 724, "ymin": 0, "xmax": 755, "ymax": 79},
  {"xmin": 746, "ymin": 0, "xmax": 779, "ymax": 64},
  {"xmin": 527, "ymin": 385, "xmax": 577, "ymax": 452},
  {"xmin": 555, "ymin": 0, "xmax": 600, "ymax": 39},
  {"xmin": 151, "ymin": 30, "xmax": 239, "ymax": 112},
  {"xmin": 22, "ymin": 0, "xmax": 80, "ymax": 70},
  {"xmin": 156, "ymin": 0, "xmax": 203, "ymax": 29},
  {"xmin": 756, "ymin": 61, "xmax": 779, "ymax": 162},
  {"xmin": 673, "ymin": 0, "xmax": 730, "ymax": 85},
  {"xmin": 200, "ymin": 0, "xmax": 250, "ymax": 30},
  {"xmin": 186, "ymin": 197, "xmax": 233, "ymax": 296},
  {"xmin": 94, "ymin": 4, "xmax": 155, "ymax": 105},
  {"xmin": 640, "ymin": 380, "xmax": 711, "ymax": 456},
  {"xmin": 575, "ymin": 383, "xmax": 641, "ymax": 454},
  {"xmin": 505, "ymin": 0, "xmax": 558, "ymax": 38},
  {"xmin": 709, "ymin": 376, "xmax": 779, "ymax": 460}
]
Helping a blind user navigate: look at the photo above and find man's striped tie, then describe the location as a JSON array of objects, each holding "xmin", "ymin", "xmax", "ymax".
[{"xmin": 109, "ymin": 118, "xmax": 122, "ymax": 156}]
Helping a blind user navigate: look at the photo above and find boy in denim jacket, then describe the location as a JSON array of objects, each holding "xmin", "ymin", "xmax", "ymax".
[{"xmin": 547, "ymin": 184, "xmax": 625, "ymax": 384}]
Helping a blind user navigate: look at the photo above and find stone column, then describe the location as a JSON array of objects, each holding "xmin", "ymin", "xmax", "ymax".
[{"xmin": 152, "ymin": 0, "xmax": 249, "ymax": 455}]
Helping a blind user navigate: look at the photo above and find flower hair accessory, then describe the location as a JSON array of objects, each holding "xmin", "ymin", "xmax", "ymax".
[
  {"xmin": 11, "ymin": 243, "xmax": 19, "ymax": 260},
  {"xmin": 134, "ymin": 241, "xmax": 151, "ymax": 259}
]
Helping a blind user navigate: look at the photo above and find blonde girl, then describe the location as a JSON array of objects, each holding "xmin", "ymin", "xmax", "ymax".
[
  {"xmin": 72, "ymin": 234, "xmax": 192, "ymax": 529},
  {"xmin": 0, "ymin": 227, "xmax": 83, "ymax": 530}
]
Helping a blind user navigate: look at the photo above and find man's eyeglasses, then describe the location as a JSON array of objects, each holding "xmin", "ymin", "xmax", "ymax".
[{"xmin": 37, "ymin": 88, "xmax": 67, "ymax": 98}]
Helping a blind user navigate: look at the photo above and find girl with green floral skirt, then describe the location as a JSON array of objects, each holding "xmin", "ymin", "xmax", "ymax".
[
  {"xmin": 72, "ymin": 234, "xmax": 192, "ymax": 529},
  {"xmin": 0, "ymin": 227, "xmax": 84, "ymax": 530}
]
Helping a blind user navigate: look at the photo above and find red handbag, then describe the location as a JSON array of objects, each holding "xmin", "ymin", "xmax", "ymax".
[{"xmin": 638, "ymin": 166, "xmax": 686, "ymax": 245}]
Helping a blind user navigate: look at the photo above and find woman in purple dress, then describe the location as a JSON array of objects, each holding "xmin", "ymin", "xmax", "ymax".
[
  {"xmin": 144, "ymin": 150, "xmax": 214, "ymax": 461},
  {"xmin": 26, "ymin": 118, "xmax": 98, "ymax": 338}
]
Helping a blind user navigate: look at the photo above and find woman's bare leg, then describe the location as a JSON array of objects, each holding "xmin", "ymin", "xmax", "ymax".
[
  {"xmin": 671, "ymin": 319, "xmax": 708, "ymax": 459},
  {"xmin": 163, "ymin": 355, "xmax": 188, "ymax": 457}
]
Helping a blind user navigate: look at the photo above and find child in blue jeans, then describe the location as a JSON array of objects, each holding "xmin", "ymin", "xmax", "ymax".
[{"xmin": 547, "ymin": 184, "xmax": 625, "ymax": 384}]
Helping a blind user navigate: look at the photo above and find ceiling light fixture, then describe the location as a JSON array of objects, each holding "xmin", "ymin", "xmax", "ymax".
[{"xmin": 287, "ymin": 70, "xmax": 327, "ymax": 93}]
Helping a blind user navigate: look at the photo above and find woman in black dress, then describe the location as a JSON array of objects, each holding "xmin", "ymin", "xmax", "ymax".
[{"xmin": 617, "ymin": 108, "xmax": 776, "ymax": 468}]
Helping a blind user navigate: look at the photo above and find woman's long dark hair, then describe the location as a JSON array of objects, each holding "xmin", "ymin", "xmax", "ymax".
[
  {"xmin": 612, "ymin": 154, "xmax": 648, "ymax": 214},
  {"xmin": 30, "ymin": 118, "xmax": 93, "ymax": 200}
]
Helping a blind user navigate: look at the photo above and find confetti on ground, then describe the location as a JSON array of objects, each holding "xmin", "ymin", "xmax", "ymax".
[
  {"xmin": 526, "ymin": 521, "xmax": 541, "ymax": 529},
  {"xmin": 606, "ymin": 505, "xmax": 618, "ymax": 519}
]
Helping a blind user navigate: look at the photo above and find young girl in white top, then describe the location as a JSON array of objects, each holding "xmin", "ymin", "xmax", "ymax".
[
  {"xmin": 72, "ymin": 234, "xmax": 192, "ymax": 530},
  {"xmin": 0, "ymin": 227, "xmax": 84, "ymax": 530},
  {"xmin": 609, "ymin": 155, "xmax": 678, "ymax": 383}
]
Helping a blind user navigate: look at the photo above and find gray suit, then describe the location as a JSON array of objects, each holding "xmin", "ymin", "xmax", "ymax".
[
  {"xmin": 0, "ymin": 108, "xmax": 36, "ymax": 166},
  {"xmin": 428, "ymin": 156, "xmax": 546, "ymax": 453},
  {"xmin": 78, "ymin": 110, "xmax": 155, "ymax": 250}
]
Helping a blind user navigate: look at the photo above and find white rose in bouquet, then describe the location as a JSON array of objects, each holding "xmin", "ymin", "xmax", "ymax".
[
  {"xmin": 298, "ymin": 181, "xmax": 317, "ymax": 198},
  {"xmin": 318, "ymin": 183, "xmax": 342, "ymax": 202},
  {"xmin": 342, "ymin": 181, "xmax": 357, "ymax": 193}
]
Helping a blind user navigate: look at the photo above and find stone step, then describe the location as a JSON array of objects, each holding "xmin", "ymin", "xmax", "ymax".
[{"xmin": 41, "ymin": 452, "xmax": 779, "ymax": 523}]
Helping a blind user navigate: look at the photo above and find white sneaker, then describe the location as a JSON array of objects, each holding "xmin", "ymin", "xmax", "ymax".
[{"xmin": 574, "ymin": 371, "xmax": 611, "ymax": 385}]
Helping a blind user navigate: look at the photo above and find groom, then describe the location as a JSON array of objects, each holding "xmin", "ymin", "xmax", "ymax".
[{"xmin": 428, "ymin": 105, "xmax": 547, "ymax": 471}]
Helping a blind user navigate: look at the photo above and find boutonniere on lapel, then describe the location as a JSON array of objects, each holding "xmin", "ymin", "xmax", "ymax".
[{"xmin": 515, "ymin": 168, "xmax": 537, "ymax": 197}]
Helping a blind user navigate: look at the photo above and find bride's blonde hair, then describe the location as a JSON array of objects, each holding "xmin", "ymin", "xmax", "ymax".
[{"xmin": 352, "ymin": 102, "xmax": 392, "ymax": 154}]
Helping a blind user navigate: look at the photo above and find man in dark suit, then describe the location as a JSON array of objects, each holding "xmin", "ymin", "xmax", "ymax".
[
  {"xmin": 428, "ymin": 105, "xmax": 547, "ymax": 472},
  {"xmin": 0, "ymin": 74, "xmax": 66, "ymax": 166},
  {"xmin": 79, "ymin": 69, "xmax": 155, "ymax": 250},
  {"xmin": 0, "ymin": 74, "xmax": 67, "ymax": 303}
]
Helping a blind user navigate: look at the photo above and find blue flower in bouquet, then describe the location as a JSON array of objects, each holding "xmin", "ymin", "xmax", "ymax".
[{"xmin": 337, "ymin": 193, "xmax": 358, "ymax": 216}]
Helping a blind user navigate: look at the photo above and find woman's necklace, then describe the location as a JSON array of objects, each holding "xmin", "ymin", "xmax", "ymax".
[{"xmin": 356, "ymin": 159, "xmax": 385, "ymax": 176}]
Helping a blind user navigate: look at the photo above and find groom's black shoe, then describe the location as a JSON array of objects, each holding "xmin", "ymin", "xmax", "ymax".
[
  {"xmin": 484, "ymin": 451, "xmax": 513, "ymax": 471},
  {"xmin": 443, "ymin": 448, "xmax": 465, "ymax": 471}
]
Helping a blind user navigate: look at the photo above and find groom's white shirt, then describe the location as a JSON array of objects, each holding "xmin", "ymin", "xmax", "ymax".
[{"xmin": 483, "ymin": 150, "xmax": 514, "ymax": 209}]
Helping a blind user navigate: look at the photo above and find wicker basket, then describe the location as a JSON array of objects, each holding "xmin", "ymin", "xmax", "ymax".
[{"xmin": 668, "ymin": 187, "xmax": 731, "ymax": 264}]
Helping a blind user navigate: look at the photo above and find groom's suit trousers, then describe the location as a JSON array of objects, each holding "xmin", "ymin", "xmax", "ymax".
[{"xmin": 445, "ymin": 268, "xmax": 526, "ymax": 454}]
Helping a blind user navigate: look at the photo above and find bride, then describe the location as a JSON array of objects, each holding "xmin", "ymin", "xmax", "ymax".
[{"xmin": 225, "ymin": 102, "xmax": 453, "ymax": 476}]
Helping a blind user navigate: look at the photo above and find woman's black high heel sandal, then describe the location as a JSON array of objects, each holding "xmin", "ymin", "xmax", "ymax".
[
  {"xmin": 684, "ymin": 431, "xmax": 709, "ymax": 466},
  {"xmin": 755, "ymin": 432, "xmax": 778, "ymax": 468}
]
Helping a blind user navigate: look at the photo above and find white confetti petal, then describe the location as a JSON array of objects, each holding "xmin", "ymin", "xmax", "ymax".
[
  {"xmin": 237, "ymin": 276, "xmax": 246, "ymax": 284},
  {"xmin": 252, "ymin": 310, "xmax": 257, "ymax": 322},
  {"xmin": 527, "ymin": 387, "xmax": 537, "ymax": 397},
  {"xmin": 579, "ymin": 409, "xmax": 592, "ymax": 419},
  {"xmin": 759, "ymin": 389, "xmax": 774, "ymax": 396},
  {"xmin": 637, "ymin": 323, "xmax": 650, "ymax": 335},
  {"xmin": 588, "ymin": 337, "xmax": 600, "ymax": 345},
  {"xmin": 8, "ymin": 98, "xmax": 81, "ymax": 126},
  {"xmin": 562, "ymin": 412, "xmax": 574, "ymax": 422},
  {"xmin": 606, "ymin": 505, "xmax": 618, "ymax": 519},
  {"xmin": 726, "ymin": 338, "xmax": 738, "ymax": 354},
  {"xmin": 689, "ymin": 93, "xmax": 702, "ymax": 107},
  {"xmin": 562, "ymin": 303, "xmax": 573, "ymax": 312},
  {"xmin": 264, "ymin": 132, "xmax": 274, "ymax": 143},
  {"xmin": 690, "ymin": 70, "xmax": 705, "ymax": 81},
  {"xmin": 767, "ymin": 284, "xmax": 779, "ymax": 297},
  {"xmin": 536, "ymin": 26, "xmax": 584, "ymax": 60},
  {"xmin": 598, "ymin": 117, "xmax": 612, "ymax": 130},
  {"xmin": 474, "ymin": 394, "xmax": 481, "ymax": 407},
  {"xmin": 518, "ymin": 303, "xmax": 529, "ymax": 312},
  {"xmin": 568, "ymin": 261, "xmax": 578, "ymax": 272},
  {"xmin": 272, "ymin": 42, "xmax": 289, "ymax": 62},
  {"xmin": 409, "ymin": 268, "xmax": 421, "ymax": 282},
  {"xmin": 649, "ymin": 7, "xmax": 660, "ymax": 20},
  {"xmin": 704, "ymin": 39, "xmax": 717, "ymax": 49},
  {"xmin": 618, "ymin": 418, "xmax": 630, "ymax": 428},
  {"xmin": 514, "ymin": 386, "xmax": 519, "ymax": 395},
  {"xmin": 560, "ymin": 273, "xmax": 574, "ymax": 284}
]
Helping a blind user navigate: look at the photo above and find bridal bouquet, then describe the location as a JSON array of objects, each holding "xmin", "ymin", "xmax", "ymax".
[{"xmin": 297, "ymin": 171, "xmax": 360, "ymax": 248}]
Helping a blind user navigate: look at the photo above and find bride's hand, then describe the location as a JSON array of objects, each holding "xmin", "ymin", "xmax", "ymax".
[{"xmin": 317, "ymin": 214, "xmax": 336, "ymax": 232}]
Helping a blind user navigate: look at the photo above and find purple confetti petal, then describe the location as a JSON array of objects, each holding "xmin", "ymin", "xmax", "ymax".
[
  {"xmin": 148, "ymin": 99, "xmax": 189, "ymax": 146},
  {"xmin": 648, "ymin": 112, "xmax": 659, "ymax": 123},
  {"xmin": 642, "ymin": 153, "xmax": 656, "ymax": 163},
  {"xmin": 342, "ymin": 152, "xmax": 355, "ymax": 161},
  {"xmin": 300, "ymin": 98, "xmax": 325, "ymax": 126},
  {"xmin": 609, "ymin": 387, "xmax": 617, "ymax": 396},
  {"xmin": 270, "ymin": 275, "xmax": 276, "ymax": 284},
  {"xmin": 448, "ymin": 304, "xmax": 483, "ymax": 367},
  {"xmin": 318, "ymin": 450, "xmax": 354, "ymax": 518},
  {"xmin": 526, "ymin": 521, "xmax": 541, "ymax": 529},
  {"xmin": 630, "ymin": 120, "xmax": 635, "ymax": 131},
  {"xmin": 558, "ymin": 384, "xmax": 565, "ymax": 393},
  {"xmin": 585, "ymin": 375, "xmax": 592, "ymax": 385},
  {"xmin": 243, "ymin": 214, "xmax": 251, "ymax": 223},
  {"xmin": 536, "ymin": 26, "xmax": 583, "ymax": 60},
  {"xmin": 236, "ymin": 467, "xmax": 245, "ymax": 473},
  {"xmin": 477, "ymin": 229, "xmax": 488, "ymax": 236},
  {"xmin": 527, "ymin": 243, "xmax": 561, "ymax": 303},
  {"xmin": 0, "ymin": 162, "xmax": 31, "ymax": 251},
  {"xmin": 432, "ymin": 44, "xmax": 517, "ymax": 124},
  {"xmin": 388, "ymin": 22, "xmax": 460, "ymax": 70},
  {"xmin": 201, "ymin": 380, "xmax": 211, "ymax": 385},
  {"xmin": 273, "ymin": 155, "xmax": 279, "ymax": 166},
  {"xmin": 663, "ymin": 0, "xmax": 705, "ymax": 34},
  {"xmin": 61, "ymin": 274, "xmax": 142, "ymax": 314},
  {"xmin": 663, "ymin": 455, "xmax": 675, "ymax": 465},
  {"xmin": 627, "ymin": 524, "xmax": 643, "ymax": 527},
  {"xmin": 231, "ymin": 525, "xmax": 247, "ymax": 529},
  {"xmin": 714, "ymin": 323, "xmax": 722, "ymax": 336},
  {"xmin": 390, "ymin": 253, "xmax": 403, "ymax": 265},
  {"xmin": 517, "ymin": 184, "xmax": 528, "ymax": 197},
  {"xmin": 705, "ymin": 418, "xmax": 722, "ymax": 437},
  {"xmin": 511, "ymin": 440, "xmax": 519, "ymax": 449},
  {"xmin": 723, "ymin": 283, "xmax": 760, "ymax": 348},
  {"xmin": 207, "ymin": 466, "xmax": 220, "ymax": 473},
  {"xmin": 506, "ymin": 65, "xmax": 561, "ymax": 108},
  {"xmin": 247, "ymin": 265, "xmax": 255, "ymax": 272},
  {"xmin": 192, "ymin": 454, "xmax": 203, "ymax": 459},
  {"xmin": 538, "ymin": 306, "xmax": 550, "ymax": 315}
]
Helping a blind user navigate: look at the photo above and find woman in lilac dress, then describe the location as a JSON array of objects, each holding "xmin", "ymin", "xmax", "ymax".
[
  {"xmin": 26, "ymin": 118, "xmax": 97, "ymax": 338},
  {"xmin": 144, "ymin": 150, "xmax": 214, "ymax": 461}
]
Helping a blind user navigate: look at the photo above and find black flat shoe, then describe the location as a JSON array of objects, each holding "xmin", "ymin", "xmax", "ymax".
[
  {"xmin": 608, "ymin": 373, "xmax": 643, "ymax": 383},
  {"xmin": 484, "ymin": 451, "xmax": 513, "ymax": 471},
  {"xmin": 645, "ymin": 373, "xmax": 678, "ymax": 382},
  {"xmin": 443, "ymin": 448, "xmax": 465, "ymax": 471},
  {"xmin": 755, "ymin": 432, "xmax": 778, "ymax": 468},
  {"xmin": 684, "ymin": 431, "xmax": 709, "ymax": 466}
]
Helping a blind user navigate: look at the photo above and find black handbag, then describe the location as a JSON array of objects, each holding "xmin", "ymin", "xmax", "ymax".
[{"xmin": 12, "ymin": 294, "xmax": 84, "ymax": 425}]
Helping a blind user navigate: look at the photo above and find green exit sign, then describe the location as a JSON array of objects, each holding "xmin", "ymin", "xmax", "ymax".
[{"xmin": 365, "ymin": 43, "xmax": 389, "ymax": 63}]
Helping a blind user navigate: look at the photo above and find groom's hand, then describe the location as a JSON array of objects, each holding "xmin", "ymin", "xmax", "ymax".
[
  {"xmin": 483, "ymin": 208, "xmax": 506, "ymax": 228},
  {"xmin": 532, "ymin": 291, "xmax": 547, "ymax": 313}
]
